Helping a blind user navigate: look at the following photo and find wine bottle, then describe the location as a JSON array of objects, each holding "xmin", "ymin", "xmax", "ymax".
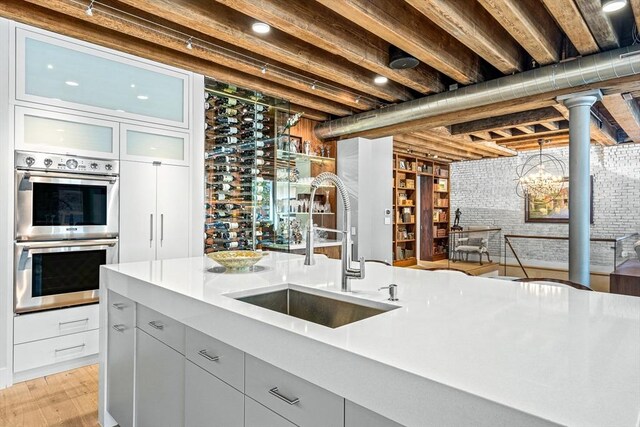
[
  {"xmin": 205, "ymin": 212, "xmax": 230, "ymax": 220},
  {"xmin": 207, "ymin": 96, "xmax": 239, "ymax": 108},
  {"xmin": 205, "ymin": 147, "xmax": 236, "ymax": 158},
  {"xmin": 215, "ymin": 203, "xmax": 244, "ymax": 210},
  {"xmin": 239, "ymin": 130, "xmax": 264, "ymax": 139},
  {"xmin": 239, "ymin": 149, "xmax": 265, "ymax": 157},
  {"xmin": 211, "ymin": 136, "xmax": 239, "ymax": 144},
  {"xmin": 242, "ymin": 104, "xmax": 267, "ymax": 113},
  {"xmin": 214, "ymin": 116, "xmax": 239, "ymax": 125},
  {"xmin": 212, "ymin": 107, "xmax": 239, "ymax": 116},
  {"xmin": 237, "ymin": 141, "xmax": 265, "ymax": 150},
  {"xmin": 240, "ymin": 122, "xmax": 268, "ymax": 130},
  {"xmin": 206, "ymin": 164, "xmax": 239, "ymax": 173},
  {"xmin": 223, "ymin": 240, "xmax": 249, "ymax": 249},
  {"xmin": 209, "ymin": 174, "xmax": 233, "ymax": 183},
  {"xmin": 242, "ymin": 113, "xmax": 268, "ymax": 122},
  {"xmin": 210, "ymin": 125, "xmax": 239, "ymax": 135},
  {"xmin": 213, "ymin": 155, "xmax": 237, "ymax": 164}
]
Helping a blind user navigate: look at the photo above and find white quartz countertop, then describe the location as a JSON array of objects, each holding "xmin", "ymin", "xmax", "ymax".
[{"xmin": 102, "ymin": 253, "xmax": 640, "ymax": 427}]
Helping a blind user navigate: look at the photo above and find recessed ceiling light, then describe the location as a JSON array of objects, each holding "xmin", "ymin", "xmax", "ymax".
[
  {"xmin": 46, "ymin": 64, "xmax": 53, "ymax": 69},
  {"xmin": 602, "ymin": 0, "xmax": 627, "ymax": 12},
  {"xmin": 130, "ymin": 83, "xmax": 136, "ymax": 88},
  {"xmin": 65, "ymin": 81, "xmax": 79, "ymax": 86},
  {"xmin": 374, "ymin": 75, "xmax": 388, "ymax": 85},
  {"xmin": 252, "ymin": 22, "xmax": 271, "ymax": 34},
  {"xmin": 137, "ymin": 95, "xmax": 149, "ymax": 100}
]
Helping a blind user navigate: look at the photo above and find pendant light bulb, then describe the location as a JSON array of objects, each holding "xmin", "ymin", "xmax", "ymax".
[
  {"xmin": 261, "ymin": 65, "xmax": 267, "ymax": 74},
  {"xmin": 602, "ymin": 0, "xmax": 627, "ymax": 12},
  {"xmin": 85, "ymin": 0, "xmax": 94, "ymax": 16},
  {"xmin": 311, "ymin": 81, "xmax": 317, "ymax": 90},
  {"xmin": 186, "ymin": 38, "xmax": 193, "ymax": 50}
]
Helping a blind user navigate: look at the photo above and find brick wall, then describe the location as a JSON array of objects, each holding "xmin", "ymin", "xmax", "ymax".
[{"xmin": 450, "ymin": 143, "xmax": 640, "ymax": 271}]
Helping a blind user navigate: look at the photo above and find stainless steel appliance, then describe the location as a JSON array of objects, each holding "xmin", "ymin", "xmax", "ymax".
[
  {"xmin": 14, "ymin": 151, "xmax": 120, "ymax": 313},
  {"xmin": 15, "ymin": 151, "xmax": 119, "ymax": 241},
  {"xmin": 14, "ymin": 238, "xmax": 118, "ymax": 313}
]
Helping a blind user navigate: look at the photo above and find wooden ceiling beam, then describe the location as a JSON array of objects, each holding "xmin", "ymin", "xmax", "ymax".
[
  {"xmin": 501, "ymin": 133, "xmax": 570, "ymax": 146},
  {"xmin": 425, "ymin": 127, "xmax": 502, "ymax": 157},
  {"xmin": 601, "ymin": 94, "xmax": 640, "ymax": 143},
  {"xmin": 631, "ymin": 0, "xmax": 640, "ymax": 36},
  {"xmin": 393, "ymin": 140, "xmax": 463, "ymax": 161},
  {"xmin": 540, "ymin": 0, "xmax": 599, "ymax": 55},
  {"xmin": 574, "ymin": 0, "xmax": 619, "ymax": 50},
  {"xmin": 492, "ymin": 129, "xmax": 513, "ymax": 138},
  {"xmin": 395, "ymin": 134, "xmax": 484, "ymax": 159},
  {"xmin": 471, "ymin": 141, "xmax": 518, "ymax": 156},
  {"xmin": 0, "ymin": 0, "xmax": 353, "ymax": 116},
  {"xmin": 25, "ymin": 0, "xmax": 370, "ymax": 112},
  {"xmin": 214, "ymin": 0, "xmax": 443, "ymax": 94},
  {"xmin": 477, "ymin": 0, "xmax": 562, "ymax": 65},
  {"xmin": 393, "ymin": 142, "xmax": 456, "ymax": 162},
  {"xmin": 411, "ymin": 132, "xmax": 496, "ymax": 158},
  {"xmin": 315, "ymin": 0, "xmax": 483, "ymax": 84},
  {"xmin": 539, "ymin": 121, "xmax": 560, "ymax": 131},
  {"xmin": 450, "ymin": 107, "xmax": 565, "ymax": 135},
  {"xmin": 553, "ymin": 104, "xmax": 617, "ymax": 146},
  {"xmin": 117, "ymin": 0, "xmax": 411, "ymax": 102},
  {"xmin": 404, "ymin": 0, "xmax": 524, "ymax": 73},
  {"xmin": 289, "ymin": 104, "xmax": 330, "ymax": 122},
  {"xmin": 515, "ymin": 125, "xmax": 536, "ymax": 134}
]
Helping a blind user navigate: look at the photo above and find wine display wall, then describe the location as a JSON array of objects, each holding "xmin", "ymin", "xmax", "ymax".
[{"xmin": 203, "ymin": 80, "xmax": 288, "ymax": 253}]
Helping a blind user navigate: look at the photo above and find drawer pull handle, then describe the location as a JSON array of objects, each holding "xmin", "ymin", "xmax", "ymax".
[
  {"xmin": 59, "ymin": 318, "xmax": 89, "ymax": 326},
  {"xmin": 148, "ymin": 321, "xmax": 165, "ymax": 330},
  {"xmin": 198, "ymin": 349, "xmax": 220, "ymax": 362},
  {"xmin": 269, "ymin": 387, "xmax": 300, "ymax": 405},
  {"xmin": 55, "ymin": 344, "xmax": 85, "ymax": 353},
  {"xmin": 112, "ymin": 324, "xmax": 126, "ymax": 333},
  {"xmin": 112, "ymin": 303, "xmax": 126, "ymax": 310}
]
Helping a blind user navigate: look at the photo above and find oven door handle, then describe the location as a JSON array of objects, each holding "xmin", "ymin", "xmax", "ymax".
[
  {"xmin": 17, "ymin": 238, "xmax": 119, "ymax": 251},
  {"xmin": 23, "ymin": 171, "xmax": 117, "ymax": 184}
]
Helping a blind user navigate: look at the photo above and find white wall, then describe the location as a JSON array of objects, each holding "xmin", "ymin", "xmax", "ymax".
[
  {"xmin": 450, "ymin": 144, "xmax": 640, "ymax": 271},
  {"xmin": 338, "ymin": 136, "xmax": 393, "ymax": 263}
]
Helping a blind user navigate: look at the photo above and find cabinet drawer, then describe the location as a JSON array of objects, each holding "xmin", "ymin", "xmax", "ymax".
[
  {"xmin": 14, "ymin": 329, "xmax": 99, "ymax": 372},
  {"xmin": 14, "ymin": 304, "xmax": 99, "ymax": 344},
  {"xmin": 245, "ymin": 396, "xmax": 296, "ymax": 427},
  {"xmin": 245, "ymin": 355, "xmax": 344, "ymax": 427},
  {"xmin": 137, "ymin": 304, "xmax": 185, "ymax": 354},
  {"xmin": 108, "ymin": 291, "xmax": 135, "ymax": 327},
  {"xmin": 185, "ymin": 327, "xmax": 244, "ymax": 392}
]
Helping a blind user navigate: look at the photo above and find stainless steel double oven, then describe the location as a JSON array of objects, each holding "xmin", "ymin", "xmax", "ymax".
[{"xmin": 14, "ymin": 151, "xmax": 119, "ymax": 313}]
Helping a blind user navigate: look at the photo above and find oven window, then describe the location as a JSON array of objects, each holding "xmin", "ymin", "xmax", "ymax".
[
  {"xmin": 32, "ymin": 250, "xmax": 106, "ymax": 297},
  {"xmin": 32, "ymin": 183, "xmax": 107, "ymax": 226}
]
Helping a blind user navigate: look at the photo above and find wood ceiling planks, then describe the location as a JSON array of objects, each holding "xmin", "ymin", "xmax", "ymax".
[
  {"xmin": 213, "ymin": 0, "xmax": 443, "ymax": 94},
  {"xmin": 540, "ymin": 0, "xmax": 600, "ymax": 55},
  {"xmin": 574, "ymin": 0, "xmax": 620, "ymax": 50},
  {"xmin": 602, "ymin": 94, "xmax": 640, "ymax": 142}
]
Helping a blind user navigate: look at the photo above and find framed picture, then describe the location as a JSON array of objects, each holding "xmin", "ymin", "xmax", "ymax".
[
  {"xmin": 288, "ymin": 135, "xmax": 302, "ymax": 153},
  {"xmin": 525, "ymin": 176, "xmax": 594, "ymax": 223},
  {"xmin": 399, "ymin": 160, "xmax": 406, "ymax": 170}
]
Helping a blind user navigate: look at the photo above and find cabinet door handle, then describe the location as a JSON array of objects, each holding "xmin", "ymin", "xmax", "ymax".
[
  {"xmin": 55, "ymin": 343, "xmax": 85, "ymax": 353},
  {"xmin": 268, "ymin": 387, "xmax": 300, "ymax": 405},
  {"xmin": 160, "ymin": 213, "xmax": 164, "ymax": 243},
  {"xmin": 150, "ymin": 214, "xmax": 154, "ymax": 242},
  {"xmin": 59, "ymin": 318, "xmax": 89, "ymax": 326},
  {"xmin": 112, "ymin": 324, "xmax": 126, "ymax": 333},
  {"xmin": 198, "ymin": 349, "xmax": 220, "ymax": 362},
  {"xmin": 112, "ymin": 302, "xmax": 126, "ymax": 310},
  {"xmin": 148, "ymin": 320, "xmax": 164, "ymax": 330}
]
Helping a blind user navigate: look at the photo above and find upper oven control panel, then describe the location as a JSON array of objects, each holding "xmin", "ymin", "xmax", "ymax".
[{"xmin": 15, "ymin": 152, "xmax": 119, "ymax": 175}]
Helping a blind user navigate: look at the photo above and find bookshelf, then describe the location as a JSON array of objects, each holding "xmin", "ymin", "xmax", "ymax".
[{"xmin": 392, "ymin": 152, "xmax": 451, "ymax": 266}]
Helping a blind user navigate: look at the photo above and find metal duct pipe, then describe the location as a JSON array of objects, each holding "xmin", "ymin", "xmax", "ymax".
[{"xmin": 315, "ymin": 46, "xmax": 640, "ymax": 140}]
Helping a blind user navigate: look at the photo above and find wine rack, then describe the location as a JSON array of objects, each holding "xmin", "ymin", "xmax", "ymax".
[{"xmin": 203, "ymin": 80, "xmax": 287, "ymax": 253}]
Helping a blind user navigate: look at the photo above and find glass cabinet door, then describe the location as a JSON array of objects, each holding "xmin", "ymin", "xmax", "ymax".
[
  {"xmin": 121, "ymin": 124, "xmax": 189, "ymax": 166},
  {"xmin": 16, "ymin": 28, "xmax": 188, "ymax": 128},
  {"xmin": 15, "ymin": 106, "xmax": 118, "ymax": 158}
]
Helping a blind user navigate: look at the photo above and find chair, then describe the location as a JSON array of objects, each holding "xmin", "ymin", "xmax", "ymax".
[
  {"xmin": 418, "ymin": 267, "xmax": 472, "ymax": 276},
  {"xmin": 514, "ymin": 277, "xmax": 592, "ymax": 291},
  {"xmin": 453, "ymin": 226, "xmax": 492, "ymax": 265}
]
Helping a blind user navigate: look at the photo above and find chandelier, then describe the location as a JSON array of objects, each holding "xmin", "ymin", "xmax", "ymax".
[{"xmin": 516, "ymin": 139, "xmax": 566, "ymax": 201}]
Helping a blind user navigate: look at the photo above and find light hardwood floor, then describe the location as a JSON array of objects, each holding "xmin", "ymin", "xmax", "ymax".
[{"xmin": 0, "ymin": 365, "xmax": 99, "ymax": 427}]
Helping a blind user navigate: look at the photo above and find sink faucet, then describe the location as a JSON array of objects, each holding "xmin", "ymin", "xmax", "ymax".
[{"xmin": 304, "ymin": 172, "xmax": 365, "ymax": 292}]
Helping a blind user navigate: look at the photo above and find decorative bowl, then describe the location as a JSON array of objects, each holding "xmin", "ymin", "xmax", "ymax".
[{"xmin": 207, "ymin": 250, "xmax": 263, "ymax": 270}]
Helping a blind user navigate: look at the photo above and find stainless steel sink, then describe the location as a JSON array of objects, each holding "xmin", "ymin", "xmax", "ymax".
[{"xmin": 232, "ymin": 285, "xmax": 399, "ymax": 328}]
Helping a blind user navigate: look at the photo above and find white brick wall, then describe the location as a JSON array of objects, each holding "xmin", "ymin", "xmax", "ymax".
[{"xmin": 450, "ymin": 144, "xmax": 640, "ymax": 270}]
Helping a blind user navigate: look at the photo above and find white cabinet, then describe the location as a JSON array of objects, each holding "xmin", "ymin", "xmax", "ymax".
[
  {"xmin": 16, "ymin": 27, "xmax": 189, "ymax": 128},
  {"xmin": 185, "ymin": 361, "xmax": 244, "ymax": 427},
  {"xmin": 120, "ymin": 161, "xmax": 189, "ymax": 263},
  {"xmin": 345, "ymin": 400, "xmax": 403, "ymax": 427},
  {"xmin": 15, "ymin": 106, "xmax": 119, "ymax": 159},
  {"xmin": 245, "ymin": 396, "xmax": 296, "ymax": 427},
  {"xmin": 107, "ymin": 293, "xmax": 135, "ymax": 427},
  {"xmin": 135, "ymin": 329, "xmax": 184, "ymax": 427},
  {"xmin": 121, "ymin": 124, "xmax": 189, "ymax": 166}
]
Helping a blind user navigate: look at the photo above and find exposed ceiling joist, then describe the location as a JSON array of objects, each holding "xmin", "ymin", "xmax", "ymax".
[
  {"xmin": 393, "ymin": 142, "xmax": 455, "ymax": 162},
  {"xmin": 393, "ymin": 139, "xmax": 464, "ymax": 161},
  {"xmin": 539, "ymin": 121, "xmax": 560, "ymax": 131},
  {"xmin": 574, "ymin": 0, "xmax": 620, "ymax": 50},
  {"xmin": 631, "ymin": 0, "xmax": 640, "ymax": 35},
  {"xmin": 471, "ymin": 141, "xmax": 518, "ymax": 156},
  {"xmin": 214, "ymin": 0, "xmax": 443, "ymax": 94},
  {"xmin": 553, "ymin": 104, "xmax": 617, "ymax": 146},
  {"xmin": 404, "ymin": 0, "xmax": 524, "ymax": 73},
  {"xmin": 314, "ymin": 0, "xmax": 483, "ymax": 84},
  {"xmin": 491, "ymin": 129, "xmax": 513, "ymax": 138},
  {"xmin": 117, "ymin": 0, "xmax": 410, "ymax": 102},
  {"xmin": 395, "ymin": 134, "xmax": 484, "ymax": 159},
  {"xmin": 450, "ymin": 107, "xmax": 565, "ymax": 135},
  {"xmin": 25, "ymin": 0, "xmax": 369, "ymax": 113},
  {"xmin": 477, "ymin": 0, "xmax": 562, "ymax": 65},
  {"xmin": 0, "ymin": 0, "xmax": 355, "ymax": 116},
  {"xmin": 539, "ymin": 0, "xmax": 599, "ymax": 55},
  {"xmin": 515, "ymin": 125, "xmax": 536, "ymax": 134},
  {"xmin": 601, "ymin": 94, "xmax": 640, "ymax": 143},
  {"xmin": 412, "ymin": 131, "xmax": 498, "ymax": 158},
  {"xmin": 425, "ymin": 127, "xmax": 503, "ymax": 157}
]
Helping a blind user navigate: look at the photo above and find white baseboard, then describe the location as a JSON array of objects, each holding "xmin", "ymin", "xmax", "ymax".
[
  {"xmin": 12, "ymin": 353, "xmax": 98, "ymax": 384},
  {"xmin": 0, "ymin": 367, "xmax": 12, "ymax": 389}
]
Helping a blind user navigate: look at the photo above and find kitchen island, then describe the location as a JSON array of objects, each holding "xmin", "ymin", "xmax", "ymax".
[{"xmin": 99, "ymin": 252, "xmax": 640, "ymax": 427}]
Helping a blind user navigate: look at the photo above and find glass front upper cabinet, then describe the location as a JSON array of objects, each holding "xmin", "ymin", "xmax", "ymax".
[
  {"xmin": 121, "ymin": 124, "xmax": 189, "ymax": 166},
  {"xmin": 16, "ymin": 28, "xmax": 189, "ymax": 128},
  {"xmin": 15, "ymin": 106, "xmax": 119, "ymax": 159}
]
